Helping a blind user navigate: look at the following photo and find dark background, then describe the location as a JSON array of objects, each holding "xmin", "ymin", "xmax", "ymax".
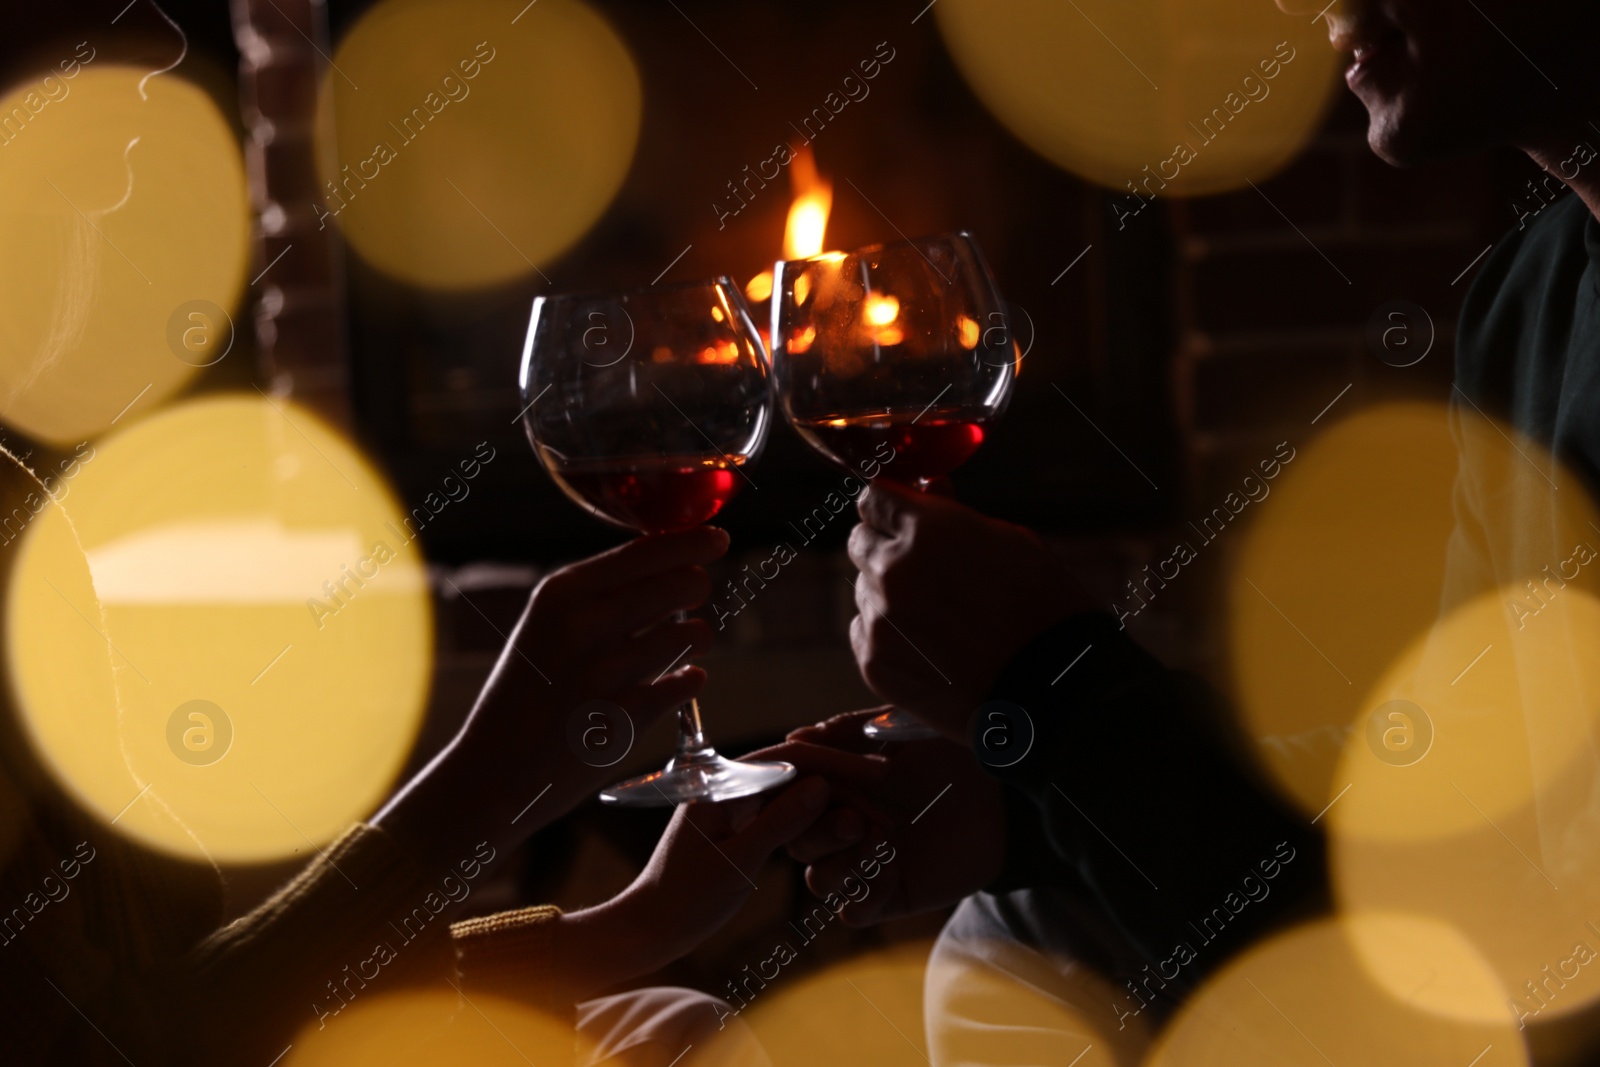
[
  {"xmin": 9, "ymin": 0, "xmax": 1526, "ymax": 560},
  {"xmin": 2, "ymin": 0, "xmax": 1544, "ymax": 1007}
]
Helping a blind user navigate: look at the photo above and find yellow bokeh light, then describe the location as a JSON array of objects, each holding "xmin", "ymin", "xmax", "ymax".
[
  {"xmin": 1146, "ymin": 918, "xmax": 1526, "ymax": 1067},
  {"xmin": 1227, "ymin": 404, "xmax": 1464, "ymax": 817},
  {"xmin": 1330, "ymin": 587, "xmax": 1600, "ymax": 1024},
  {"xmin": 317, "ymin": 0, "xmax": 641, "ymax": 290},
  {"xmin": 0, "ymin": 65, "xmax": 249, "ymax": 445},
  {"xmin": 6, "ymin": 395, "xmax": 432, "ymax": 863},
  {"xmin": 1341, "ymin": 912, "xmax": 1510, "ymax": 1025},
  {"xmin": 936, "ymin": 0, "xmax": 1341, "ymax": 197},
  {"xmin": 1329, "ymin": 588, "xmax": 1600, "ymax": 844},
  {"xmin": 743, "ymin": 940, "xmax": 932, "ymax": 1065},
  {"xmin": 284, "ymin": 988, "xmax": 577, "ymax": 1065},
  {"xmin": 1230, "ymin": 394, "xmax": 1600, "ymax": 1026}
]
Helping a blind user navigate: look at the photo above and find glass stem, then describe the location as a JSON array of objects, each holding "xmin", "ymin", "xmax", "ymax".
[
  {"xmin": 675, "ymin": 696, "xmax": 712, "ymax": 761},
  {"xmin": 671, "ymin": 609, "xmax": 713, "ymax": 762}
]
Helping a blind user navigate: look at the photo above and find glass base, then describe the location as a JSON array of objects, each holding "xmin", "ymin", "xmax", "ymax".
[
  {"xmin": 861, "ymin": 708, "xmax": 941, "ymax": 741},
  {"xmin": 599, "ymin": 750, "xmax": 796, "ymax": 806}
]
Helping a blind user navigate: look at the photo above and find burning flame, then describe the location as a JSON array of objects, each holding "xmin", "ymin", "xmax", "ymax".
[
  {"xmin": 865, "ymin": 294, "xmax": 899, "ymax": 327},
  {"xmin": 863, "ymin": 292, "xmax": 903, "ymax": 346},
  {"xmin": 784, "ymin": 145, "xmax": 832, "ymax": 260},
  {"xmin": 957, "ymin": 315, "xmax": 980, "ymax": 349},
  {"xmin": 786, "ymin": 325, "xmax": 816, "ymax": 354},
  {"xmin": 698, "ymin": 339, "xmax": 742, "ymax": 364}
]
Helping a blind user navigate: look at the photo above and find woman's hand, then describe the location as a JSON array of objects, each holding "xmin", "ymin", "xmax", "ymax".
[
  {"xmin": 552, "ymin": 776, "xmax": 833, "ymax": 1000},
  {"xmin": 376, "ymin": 526, "xmax": 731, "ymax": 876}
]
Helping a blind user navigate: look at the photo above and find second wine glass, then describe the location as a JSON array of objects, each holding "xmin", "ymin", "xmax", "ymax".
[
  {"xmin": 771, "ymin": 232, "xmax": 1018, "ymax": 740},
  {"xmin": 520, "ymin": 277, "xmax": 796, "ymax": 804}
]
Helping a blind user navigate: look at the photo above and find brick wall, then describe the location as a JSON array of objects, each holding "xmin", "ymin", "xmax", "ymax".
[{"xmin": 1173, "ymin": 92, "xmax": 1524, "ymax": 511}]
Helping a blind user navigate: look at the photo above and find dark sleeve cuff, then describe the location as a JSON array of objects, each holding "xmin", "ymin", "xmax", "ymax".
[{"xmin": 986, "ymin": 781, "xmax": 1081, "ymax": 895}]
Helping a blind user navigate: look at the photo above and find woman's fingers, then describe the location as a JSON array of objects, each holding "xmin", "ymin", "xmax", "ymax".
[
  {"xmin": 541, "ymin": 527, "xmax": 729, "ymax": 607},
  {"xmin": 584, "ymin": 617, "xmax": 712, "ymax": 694},
  {"xmin": 575, "ymin": 565, "xmax": 713, "ymax": 648},
  {"xmin": 611, "ymin": 665, "xmax": 706, "ymax": 733}
]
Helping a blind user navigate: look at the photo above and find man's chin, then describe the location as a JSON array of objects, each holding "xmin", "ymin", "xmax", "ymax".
[
  {"xmin": 1358, "ymin": 82, "xmax": 1511, "ymax": 169},
  {"xmin": 1361, "ymin": 99, "xmax": 1451, "ymax": 168}
]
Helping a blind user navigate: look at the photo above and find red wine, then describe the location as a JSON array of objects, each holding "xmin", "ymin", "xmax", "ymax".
[
  {"xmin": 792, "ymin": 410, "xmax": 987, "ymax": 485},
  {"xmin": 550, "ymin": 454, "xmax": 744, "ymax": 533}
]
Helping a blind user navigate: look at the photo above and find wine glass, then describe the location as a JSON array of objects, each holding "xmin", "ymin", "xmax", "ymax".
[
  {"xmin": 771, "ymin": 232, "xmax": 1018, "ymax": 740},
  {"xmin": 519, "ymin": 277, "xmax": 796, "ymax": 805}
]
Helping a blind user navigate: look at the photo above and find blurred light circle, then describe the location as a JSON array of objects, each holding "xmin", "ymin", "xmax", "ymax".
[
  {"xmin": 1341, "ymin": 912, "xmax": 1511, "ymax": 1026},
  {"xmin": 285, "ymin": 988, "xmax": 576, "ymax": 1065},
  {"xmin": 1226, "ymin": 404, "xmax": 1464, "ymax": 818},
  {"xmin": 165, "ymin": 299, "xmax": 236, "ymax": 368},
  {"xmin": 0, "ymin": 66, "xmax": 249, "ymax": 445},
  {"xmin": 744, "ymin": 940, "xmax": 935, "ymax": 1065},
  {"xmin": 1330, "ymin": 589, "xmax": 1600, "ymax": 844},
  {"xmin": 935, "ymin": 0, "xmax": 1341, "ymax": 196},
  {"xmin": 165, "ymin": 698, "xmax": 233, "ymax": 766},
  {"xmin": 1364, "ymin": 698, "xmax": 1433, "ymax": 767},
  {"xmin": 1330, "ymin": 588, "xmax": 1600, "ymax": 1025},
  {"xmin": 317, "ymin": 0, "xmax": 641, "ymax": 290},
  {"xmin": 6, "ymin": 395, "xmax": 432, "ymax": 863},
  {"xmin": 1145, "ymin": 918, "xmax": 1526, "ymax": 1067}
]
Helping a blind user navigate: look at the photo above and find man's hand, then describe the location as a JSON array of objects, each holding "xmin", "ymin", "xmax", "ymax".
[
  {"xmin": 754, "ymin": 707, "xmax": 1007, "ymax": 926},
  {"xmin": 848, "ymin": 482, "xmax": 1089, "ymax": 736}
]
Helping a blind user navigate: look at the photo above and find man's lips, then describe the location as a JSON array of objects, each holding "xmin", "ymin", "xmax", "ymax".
[{"xmin": 1331, "ymin": 19, "xmax": 1408, "ymax": 90}]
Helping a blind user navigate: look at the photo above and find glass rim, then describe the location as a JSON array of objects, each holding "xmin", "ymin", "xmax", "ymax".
[
  {"xmin": 532, "ymin": 275, "xmax": 743, "ymax": 307},
  {"xmin": 775, "ymin": 229, "xmax": 977, "ymax": 269}
]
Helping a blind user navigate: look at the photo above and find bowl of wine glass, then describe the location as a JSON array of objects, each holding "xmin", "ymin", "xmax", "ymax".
[
  {"xmin": 519, "ymin": 277, "xmax": 795, "ymax": 804},
  {"xmin": 771, "ymin": 232, "xmax": 1019, "ymax": 739}
]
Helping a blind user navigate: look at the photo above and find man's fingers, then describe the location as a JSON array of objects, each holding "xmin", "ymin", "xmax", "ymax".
[
  {"xmin": 805, "ymin": 851, "xmax": 894, "ymax": 927},
  {"xmin": 544, "ymin": 527, "xmax": 730, "ymax": 604},
  {"xmin": 740, "ymin": 741, "xmax": 890, "ymax": 786},
  {"xmin": 856, "ymin": 482, "xmax": 919, "ymax": 536},
  {"xmin": 786, "ymin": 707, "xmax": 894, "ymax": 746},
  {"xmin": 846, "ymin": 522, "xmax": 892, "ymax": 576},
  {"xmin": 853, "ymin": 574, "xmax": 887, "ymax": 627}
]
